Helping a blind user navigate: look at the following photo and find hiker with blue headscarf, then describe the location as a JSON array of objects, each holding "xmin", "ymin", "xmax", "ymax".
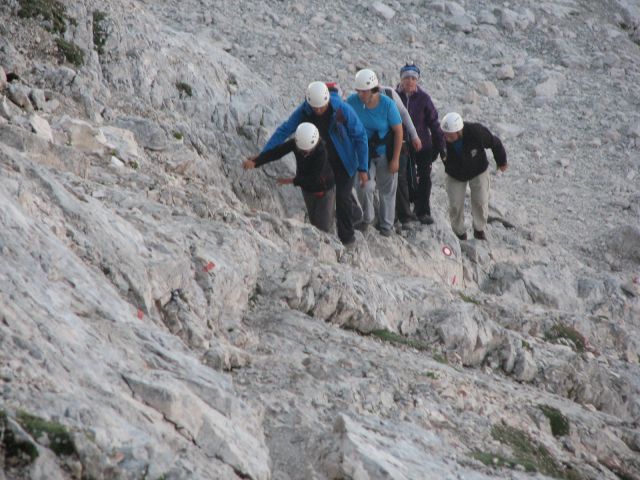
[{"xmin": 396, "ymin": 63, "xmax": 446, "ymax": 226}]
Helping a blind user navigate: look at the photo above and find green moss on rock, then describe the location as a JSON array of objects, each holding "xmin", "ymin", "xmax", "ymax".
[
  {"xmin": 544, "ymin": 324, "xmax": 587, "ymax": 352},
  {"xmin": 539, "ymin": 404, "xmax": 571, "ymax": 437},
  {"xmin": 55, "ymin": 38, "xmax": 84, "ymax": 67},
  {"xmin": 17, "ymin": 0, "xmax": 69, "ymax": 34},
  {"xmin": 16, "ymin": 410, "xmax": 76, "ymax": 457},
  {"xmin": 93, "ymin": 10, "xmax": 109, "ymax": 55},
  {"xmin": 1, "ymin": 410, "xmax": 39, "ymax": 466}
]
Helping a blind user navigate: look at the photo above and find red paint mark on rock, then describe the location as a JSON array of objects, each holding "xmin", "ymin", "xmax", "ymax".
[
  {"xmin": 137, "ymin": 309, "xmax": 144, "ymax": 320},
  {"xmin": 204, "ymin": 261, "xmax": 216, "ymax": 272}
]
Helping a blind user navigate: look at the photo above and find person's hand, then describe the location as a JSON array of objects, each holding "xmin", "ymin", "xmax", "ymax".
[
  {"xmin": 411, "ymin": 137, "xmax": 422, "ymax": 152},
  {"xmin": 389, "ymin": 157, "xmax": 400, "ymax": 174},
  {"xmin": 498, "ymin": 164, "xmax": 508, "ymax": 172},
  {"xmin": 358, "ymin": 171, "xmax": 368, "ymax": 187},
  {"xmin": 277, "ymin": 177, "xmax": 294, "ymax": 185},
  {"xmin": 242, "ymin": 155, "xmax": 258, "ymax": 169}
]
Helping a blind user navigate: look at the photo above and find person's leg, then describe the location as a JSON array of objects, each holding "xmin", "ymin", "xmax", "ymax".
[
  {"xmin": 356, "ymin": 158, "xmax": 377, "ymax": 225},
  {"xmin": 395, "ymin": 151, "xmax": 413, "ymax": 222},
  {"xmin": 414, "ymin": 148, "xmax": 432, "ymax": 217},
  {"xmin": 469, "ymin": 169, "xmax": 490, "ymax": 234},
  {"xmin": 303, "ymin": 187, "xmax": 335, "ymax": 233},
  {"xmin": 445, "ymin": 174, "xmax": 468, "ymax": 237},
  {"xmin": 332, "ymin": 162, "xmax": 357, "ymax": 243},
  {"xmin": 374, "ymin": 154, "xmax": 398, "ymax": 232}
]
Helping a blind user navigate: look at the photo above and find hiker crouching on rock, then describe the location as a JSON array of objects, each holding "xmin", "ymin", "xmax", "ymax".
[
  {"xmin": 440, "ymin": 112, "xmax": 507, "ymax": 241},
  {"xmin": 243, "ymin": 123, "xmax": 335, "ymax": 233},
  {"xmin": 347, "ymin": 69, "xmax": 403, "ymax": 237},
  {"xmin": 251, "ymin": 81, "xmax": 368, "ymax": 246}
]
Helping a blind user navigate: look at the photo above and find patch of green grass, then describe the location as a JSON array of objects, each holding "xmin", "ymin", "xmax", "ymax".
[
  {"xmin": 490, "ymin": 424, "xmax": 583, "ymax": 479},
  {"xmin": 472, "ymin": 451, "xmax": 523, "ymax": 470},
  {"xmin": 55, "ymin": 38, "xmax": 84, "ymax": 67},
  {"xmin": 173, "ymin": 131, "xmax": 183, "ymax": 140},
  {"xmin": 16, "ymin": 410, "xmax": 76, "ymax": 457},
  {"xmin": 539, "ymin": 405, "xmax": 570, "ymax": 437},
  {"xmin": 176, "ymin": 82, "xmax": 193, "ymax": 97},
  {"xmin": 425, "ymin": 371, "xmax": 438, "ymax": 379},
  {"xmin": 544, "ymin": 324, "xmax": 587, "ymax": 352},
  {"xmin": 371, "ymin": 329, "xmax": 431, "ymax": 351},
  {"xmin": 521, "ymin": 340, "xmax": 533, "ymax": 352},
  {"xmin": 458, "ymin": 292, "xmax": 481, "ymax": 305},
  {"xmin": 17, "ymin": 0, "xmax": 68, "ymax": 34},
  {"xmin": 1, "ymin": 410, "xmax": 39, "ymax": 466},
  {"xmin": 433, "ymin": 353, "xmax": 448, "ymax": 364},
  {"xmin": 92, "ymin": 10, "xmax": 108, "ymax": 55}
]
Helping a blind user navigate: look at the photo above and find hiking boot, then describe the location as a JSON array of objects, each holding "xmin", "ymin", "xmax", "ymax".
[
  {"xmin": 379, "ymin": 228, "xmax": 393, "ymax": 237},
  {"xmin": 473, "ymin": 230, "xmax": 486, "ymax": 240},
  {"xmin": 456, "ymin": 232, "xmax": 468, "ymax": 241},
  {"xmin": 418, "ymin": 214, "xmax": 434, "ymax": 225},
  {"xmin": 354, "ymin": 220, "xmax": 369, "ymax": 232},
  {"xmin": 342, "ymin": 236, "xmax": 356, "ymax": 247},
  {"xmin": 399, "ymin": 213, "xmax": 418, "ymax": 225}
]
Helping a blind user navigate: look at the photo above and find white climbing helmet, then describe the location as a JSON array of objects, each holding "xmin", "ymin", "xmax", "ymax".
[
  {"xmin": 355, "ymin": 68, "xmax": 379, "ymax": 90},
  {"xmin": 306, "ymin": 81, "xmax": 330, "ymax": 108},
  {"xmin": 441, "ymin": 112, "xmax": 464, "ymax": 133},
  {"xmin": 295, "ymin": 122, "xmax": 320, "ymax": 151}
]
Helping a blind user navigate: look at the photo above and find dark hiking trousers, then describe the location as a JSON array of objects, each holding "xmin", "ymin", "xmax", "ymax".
[
  {"xmin": 396, "ymin": 152, "xmax": 413, "ymax": 222},
  {"xmin": 330, "ymin": 156, "xmax": 359, "ymax": 243},
  {"xmin": 302, "ymin": 187, "xmax": 336, "ymax": 234},
  {"xmin": 413, "ymin": 148, "xmax": 433, "ymax": 217}
]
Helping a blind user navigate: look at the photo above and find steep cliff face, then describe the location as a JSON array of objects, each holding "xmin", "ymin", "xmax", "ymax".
[{"xmin": 0, "ymin": 1, "xmax": 639, "ymax": 479}]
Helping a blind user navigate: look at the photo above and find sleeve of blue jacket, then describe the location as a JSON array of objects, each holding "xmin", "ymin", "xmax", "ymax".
[
  {"xmin": 261, "ymin": 103, "xmax": 305, "ymax": 154},
  {"xmin": 341, "ymin": 102, "xmax": 369, "ymax": 172}
]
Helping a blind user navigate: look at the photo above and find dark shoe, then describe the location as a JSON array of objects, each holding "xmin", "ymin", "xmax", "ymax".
[
  {"xmin": 418, "ymin": 214, "xmax": 434, "ymax": 225},
  {"xmin": 399, "ymin": 213, "xmax": 418, "ymax": 224},
  {"xmin": 456, "ymin": 232, "xmax": 468, "ymax": 241},
  {"xmin": 342, "ymin": 236, "xmax": 356, "ymax": 247},
  {"xmin": 354, "ymin": 220, "xmax": 369, "ymax": 232},
  {"xmin": 379, "ymin": 228, "xmax": 393, "ymax": 237},
  {"xmin": 473, "ymin": 230, "xmax": 486, "ymax": 240}
]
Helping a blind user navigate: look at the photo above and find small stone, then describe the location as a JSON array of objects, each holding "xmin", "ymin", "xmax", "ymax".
[
  {"xmin": 0, "ymin": 66, "xmax": 6, "ymax": 90},
  {"xmin": 371, "ymin": 2, "xmax": 395, "ymax": 20},
  {"xmin": 29, "ymin": 88, "xmax": 47, "ymax": 110},
  {"xmin": 535, "ymin": 78, "xmax": 558, "ymax": 98},
  {"xmin": 477, "ymin": 81, "xmax": 499, "ymax": 97},
  {"xmin": 110, "ymin": 156, "xmax": 125, "ymax": 168},
  {"xmin": 29, "ymin": 114, "xmax": 53, "ymax": 142},
  {"xmin": 7, "ymin": 83, "xmax": 33, "ymax": 111},
  {"xmin": 497, "ymin": 65, "xmax": 515, "ymax": 80}
]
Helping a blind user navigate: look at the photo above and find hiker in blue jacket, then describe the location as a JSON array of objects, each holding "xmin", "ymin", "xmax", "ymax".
[{"xmin": 247, "ymin": 81, "xmax": 368, "ymax": 245}]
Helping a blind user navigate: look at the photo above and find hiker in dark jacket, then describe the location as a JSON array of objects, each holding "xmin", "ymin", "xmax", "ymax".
[
  {"xmin": 440, "ymin": 112, "xmax": 507, "ymax": 241},
  {"xmin": 243, "ymin": 123, "xmax": 336, "ymax": 233},
  {"xmin": 256, "ymin": 81, "xmax": 368, "ymax": 245},
  {"xmin": 396, "ymin": 63, "xmax": 446, "ymax": 225}
]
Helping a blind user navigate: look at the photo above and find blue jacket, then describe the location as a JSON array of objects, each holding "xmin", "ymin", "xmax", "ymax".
[{"xmin": 261, "ymin": 92, "xmax": 369, "ymax": 176}]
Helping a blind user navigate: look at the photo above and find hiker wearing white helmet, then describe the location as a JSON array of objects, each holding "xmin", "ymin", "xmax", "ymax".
[
  {"xmin": 243, "ymin": 123, "xmax": 336, "ymax": 233},
  {"xmin": 347, "ymin": 69, "xmax": 403, "ymax": 237},
  {"xmin": 440, "ymin": 112, "xmax": 508, "ymax": 241},
  {"xmin": 246, "ymin": 81, "xmax": 368, "ymax": 245}
]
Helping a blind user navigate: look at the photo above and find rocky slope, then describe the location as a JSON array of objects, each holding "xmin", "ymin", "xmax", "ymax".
[{"xmin": 0, "ymin": 0, "xmax": 639, "ymax": 479}]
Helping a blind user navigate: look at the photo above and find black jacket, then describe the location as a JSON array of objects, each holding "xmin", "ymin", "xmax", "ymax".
[
  {"xmin": 444, "ymin": 122, "xmax": 507, "ymax": 182},
  {"xmin": 255, "ymin": 139, "xmax": 335, "ymax": 193}
]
